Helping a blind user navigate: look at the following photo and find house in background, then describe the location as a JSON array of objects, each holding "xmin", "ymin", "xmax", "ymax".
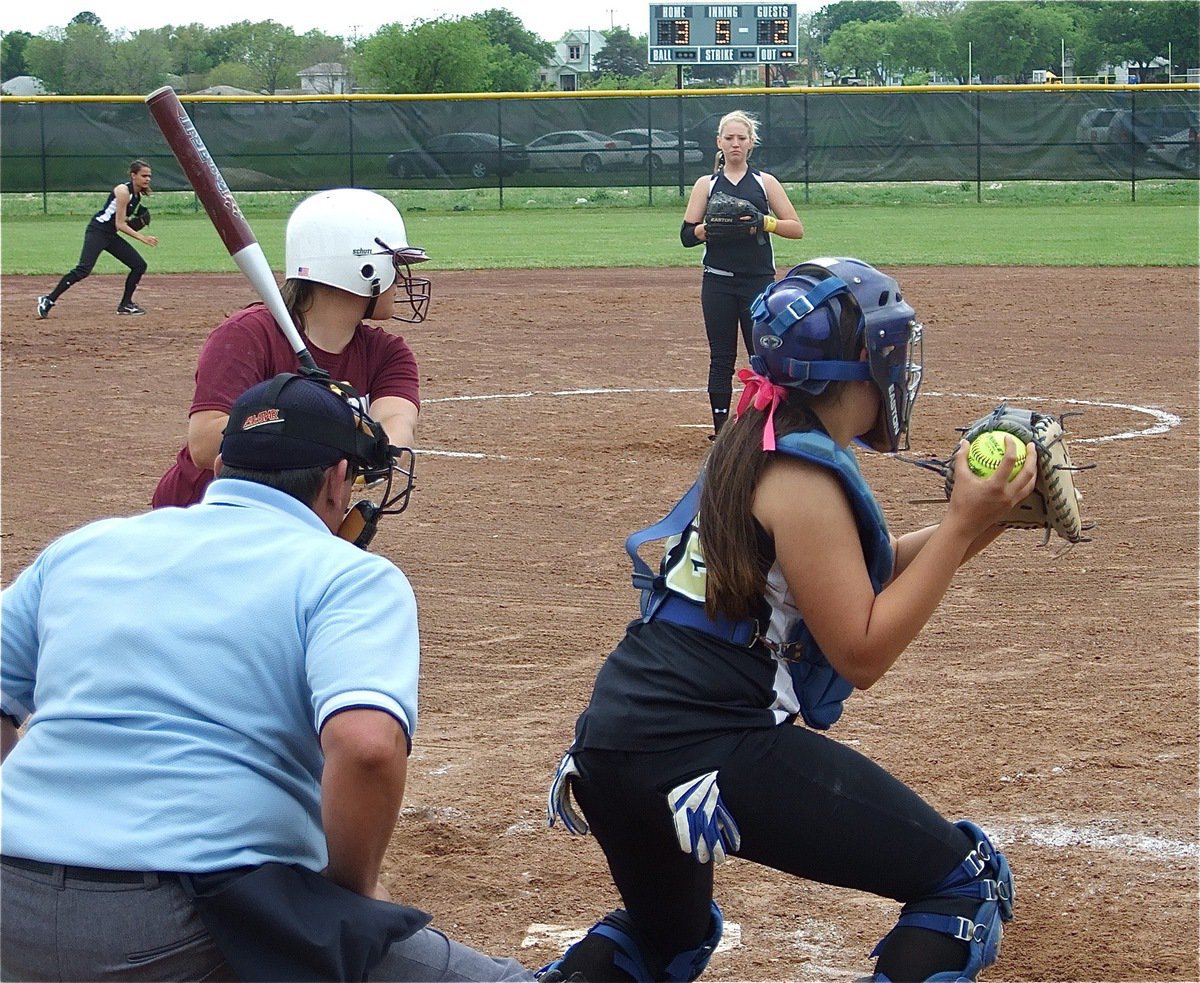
[
  {"xmin": 1, "ymin": 75, "xmax": 50, "ymax": 95},
  {"xmin": 190, "ymin": 84, "xmax": 260, "ymax": 95},
  {"xmin": 538, "ymin": 30, "xmax": 607, "ymax": 91},
  {"xmin": 298, "ymin": 63, "xmax": 353, "ymax": 94}
]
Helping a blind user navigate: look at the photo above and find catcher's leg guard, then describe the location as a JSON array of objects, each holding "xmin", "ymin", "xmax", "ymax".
[
  {"xmin": 869, "ymin": 820, "xmax": 1014, "ymax": 982},
  {"xmin": 538, "ymin": 902, "xmax": 723, "ymax": 983}
]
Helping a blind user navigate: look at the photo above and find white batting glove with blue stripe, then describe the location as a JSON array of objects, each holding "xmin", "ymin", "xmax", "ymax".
[
  {"xmin": 547, "ymin": 750, "xmax": 589, "ymax": 835},
  {"xmin": 667, "ymin": 770, "xmax": 741, "ymax": 865}
]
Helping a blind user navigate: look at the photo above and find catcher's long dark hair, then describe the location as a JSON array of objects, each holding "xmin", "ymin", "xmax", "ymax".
[{"xmin": 700, "ymin": 386, "xmax": 834, "ymax": 621}]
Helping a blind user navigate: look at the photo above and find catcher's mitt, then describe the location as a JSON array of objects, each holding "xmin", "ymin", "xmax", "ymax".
[
  {"xmin": 127, "ymin": 207, "xmax": 151, "ymax": 231},
  {"xmin": 945, "ymin": 404, "xmax": 1094, "ymax": 545},
  {"xmin": 704, "ymin": 191, "xmax": 767, "ymax": 240}
]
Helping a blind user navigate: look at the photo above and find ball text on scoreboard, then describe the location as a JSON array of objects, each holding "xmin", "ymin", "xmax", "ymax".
[{"xmin": 648, "ymin": 4, "xmax": 797, "ymax": 64}]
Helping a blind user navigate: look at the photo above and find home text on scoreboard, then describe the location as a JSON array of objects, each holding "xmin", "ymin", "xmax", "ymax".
[{"xmin": 648, "ymin": 4, "xmax": 798, "ymax": 65}]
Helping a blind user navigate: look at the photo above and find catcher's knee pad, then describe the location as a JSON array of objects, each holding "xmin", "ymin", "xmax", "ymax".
[
  {"xmin": 870, "ymin": 820, "xmax": 1014, "ymax": 982},
  {"xmin": 538, "ymin": 902, "xmax": 723, "ymax": 983}
]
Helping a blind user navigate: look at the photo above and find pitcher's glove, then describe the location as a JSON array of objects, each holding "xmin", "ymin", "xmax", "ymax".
[
  {"xmin": 704, "ymin": 191, "xmax": 775, "ymax": 239},
  {"xmin": 127, "ymin": 207, "xmax": 151, "ymax": 231},
  {"xmin": 945, "ymin": 404, "xmax": 1094, "ymax": 545}
]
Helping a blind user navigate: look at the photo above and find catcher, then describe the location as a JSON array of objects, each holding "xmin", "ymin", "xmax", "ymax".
[
  {"xmin": 680, "ymin": 110, "xmax": 804, "ymax": 438},
  {"xmin": 543, "ymin": 258, "xmax": 1025, "ymax": 983}
]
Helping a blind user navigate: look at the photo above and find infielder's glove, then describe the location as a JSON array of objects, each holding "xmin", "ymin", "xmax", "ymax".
[
  {"xmin": 127, "ymin": 207, "xmax": 151, "ymax": 231},
  {"xmin": 945, "ymin": 404, "xmax": 1094, "ymax": 545},
  {"xmin": 704, "ymin": 191, "xmax": 774, "ymax": 239}
]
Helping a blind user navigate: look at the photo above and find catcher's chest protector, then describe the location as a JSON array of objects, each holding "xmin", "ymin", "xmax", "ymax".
[
  {"xmin": 774, "ymin": 432, "xmax": 894, "ymax": 588},
  {"xmin": 624, "ymin": 431, "xmax": 891, "ymax": 729}
]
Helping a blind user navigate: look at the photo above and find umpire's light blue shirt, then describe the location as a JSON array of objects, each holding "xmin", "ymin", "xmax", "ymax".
[{"xmin": 1, "ymin": 479, "xmax": 419, "ymax": 873}]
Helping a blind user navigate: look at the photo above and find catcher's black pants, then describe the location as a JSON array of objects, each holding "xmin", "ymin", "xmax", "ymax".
[
  {"xmin": 571, "ymin": 725, "xmax": 976, "ymax": 980},
  {"xmin": 700, "ymin": 272, "xmax": 773, "ymax": 431},
  {"xmin": 48, "ymin": 222, "xmax": 147, "ymax": 306}
]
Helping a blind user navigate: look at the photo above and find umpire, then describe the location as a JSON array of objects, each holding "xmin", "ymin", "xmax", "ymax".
[{"xmin": 0, "ymin": 375, "xmax": 535, "ymax": 982}]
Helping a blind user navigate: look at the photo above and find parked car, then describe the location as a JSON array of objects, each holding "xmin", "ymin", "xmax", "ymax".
[
  {"xmin": 1075, "ymin": 107, "xmax": 1118, "ymax": 146},
  {"xmin": 386, "ymin": 132, "xmax": 530, "ymax": 180},
  {"xmin": 1146, "ymin": 125, "xmax": 1199, "ymax": 173},
  {"xmin": 1102, "ymin": 107, "xmax": 1200, "ymax": 159},
  {"xmin": 524, "ymin": 130, "xmax": 634, "ymax": 173},
  {"xmin": 611, "ymin": 128, "xmax": 704, "ymax": 171}
]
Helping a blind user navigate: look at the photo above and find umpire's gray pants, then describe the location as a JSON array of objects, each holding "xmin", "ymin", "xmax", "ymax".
[{"xmin": 0, "ymin": 859, "xmax": 534, "ymax": 982}]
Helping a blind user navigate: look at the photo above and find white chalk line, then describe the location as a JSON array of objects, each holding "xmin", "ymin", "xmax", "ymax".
[
  {"xmin": 417, "ymin": 387, "xmax": 1182, "ymax": 460},
  {"xmin": 522, "ymin": 920, "xmax": 742, "ymax": 953},
  {"xmin": 924, "ymin": 389, "xmax": 1182, "ymax": 443},
  {"xmin": 519, "ymin": 816, "xmax": 1197, "ymax": 969}
]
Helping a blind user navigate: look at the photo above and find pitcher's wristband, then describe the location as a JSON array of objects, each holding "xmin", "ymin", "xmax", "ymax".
[{"xmin": 763, "ymin": 214, "xmax": 778, "ymax": 234}]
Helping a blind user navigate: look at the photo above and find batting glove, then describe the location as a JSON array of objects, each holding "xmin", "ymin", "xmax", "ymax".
[
  {"xmin": 667, "ymin": 770, "xmax": 741, "ymax": 865},
  {"xmin": 547, "ymin": 750, "xmax": 589, "ymax": 835}
]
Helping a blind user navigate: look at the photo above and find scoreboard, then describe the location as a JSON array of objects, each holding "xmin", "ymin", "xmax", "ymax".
[{"xmin": 649, "ymin": 4, "xmax": 797, "ymax": 65}]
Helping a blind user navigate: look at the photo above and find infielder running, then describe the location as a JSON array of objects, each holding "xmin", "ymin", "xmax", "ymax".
[
  {"xmin": 37, "ymin": 159, "xmax": 159, "ymax": 318},
  {"xmin": 546, "ymin": 258, "xmax": 1029, "ymax": 982},
  {"xmin": 152, "ymin": 187, "xmax": 429, "ymax": 509},
  {"xmin": 680, "ymin": 110, "xmax": 803, "ymax": 438}
]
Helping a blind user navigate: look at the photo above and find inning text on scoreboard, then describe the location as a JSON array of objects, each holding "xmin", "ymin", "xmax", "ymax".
[{"xmin": 649, "ymin": 4, "xmax": 797, "ymax": 64}]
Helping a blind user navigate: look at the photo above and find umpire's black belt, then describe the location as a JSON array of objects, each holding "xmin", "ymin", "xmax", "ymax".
[{"xmin": 2, "ymin": 854, "xmax": 163, "ymax": 885}]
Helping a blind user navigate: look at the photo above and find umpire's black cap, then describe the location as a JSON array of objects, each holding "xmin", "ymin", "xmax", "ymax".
[{"xmin": 221, "ymin": 373, "xmax": 369, "ymax": 471}]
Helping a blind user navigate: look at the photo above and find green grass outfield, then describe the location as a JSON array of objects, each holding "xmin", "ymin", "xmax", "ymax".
[{"xmin": 3, "ymin": 182, "xmax": 1196, "ymax": 273}]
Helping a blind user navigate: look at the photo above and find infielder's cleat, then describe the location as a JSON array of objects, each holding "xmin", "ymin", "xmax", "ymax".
[
  {"xmin": 117, "ymin": 302, "xmax": 146, "ymax": 315},
  {"xmin": 36, "ymin": 296, "xmax": 54, "ymax": 319}
]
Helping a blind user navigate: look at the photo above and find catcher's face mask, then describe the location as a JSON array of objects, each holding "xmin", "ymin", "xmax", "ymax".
[
  {"xmin": 222, "ymin": 372, "xmax": 415, "ymax": 550},
  {"xmin": 842, "ymin": 262, "xmax": 922, "ymax": 453}
]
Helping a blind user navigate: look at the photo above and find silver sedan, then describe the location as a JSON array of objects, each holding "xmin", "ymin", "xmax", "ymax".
[
  {"xmin": 524, "ymin": 130, "xmax": 634, "ymax": 173},
  {"xmin": 612, "ymin": 128, "xmax": 705, "ymax": 171}
]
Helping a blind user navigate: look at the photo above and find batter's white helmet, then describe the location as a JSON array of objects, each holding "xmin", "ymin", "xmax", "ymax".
[{"xmin": 285, "ymin": 188, "xmax": 430, "ymax": 322}]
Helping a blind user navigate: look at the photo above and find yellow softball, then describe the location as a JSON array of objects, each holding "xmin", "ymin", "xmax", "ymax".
[{"xmin": 967, "ymin": 430, "xmax": 1027, "ymax": 480}]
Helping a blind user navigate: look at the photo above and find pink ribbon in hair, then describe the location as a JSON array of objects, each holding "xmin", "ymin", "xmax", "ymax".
[{"xmin": 734, "ymin": 368, "xmax": 789, "ymax": 451}]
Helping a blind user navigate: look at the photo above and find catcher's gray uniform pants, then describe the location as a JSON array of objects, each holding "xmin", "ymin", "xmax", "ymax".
[{"xmin": 0, "ymin": 858, "xmax": 534, "ymax": 982}]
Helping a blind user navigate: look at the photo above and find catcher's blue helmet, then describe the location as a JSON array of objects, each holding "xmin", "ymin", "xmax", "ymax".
[{"xmin": 749, "ymin": 257, "xmax": 923, "ymax": 452}]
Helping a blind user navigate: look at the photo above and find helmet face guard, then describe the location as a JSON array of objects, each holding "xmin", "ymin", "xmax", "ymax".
[
  {"xmin": 750, "ymin": 258, "xmax": 923, "ymax": 452},
  {"xmin": 373, "ymin": 237, "xmax": 431, "ymax": 324}
]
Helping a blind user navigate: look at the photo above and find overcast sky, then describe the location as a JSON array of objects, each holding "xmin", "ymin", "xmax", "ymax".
[{"xmin": 4, "ymin": 1, "xmax": 824, "ymax": 44}]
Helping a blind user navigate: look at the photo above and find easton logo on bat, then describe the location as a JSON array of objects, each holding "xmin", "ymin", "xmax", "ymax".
[{"xmin": 176, "ymin": 110, "xmax": 244, "ymax": 219}]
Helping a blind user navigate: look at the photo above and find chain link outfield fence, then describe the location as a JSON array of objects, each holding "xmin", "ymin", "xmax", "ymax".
[{"xmin": 2, "ymin": 85, "xmax": 1197, "ymax": 205}]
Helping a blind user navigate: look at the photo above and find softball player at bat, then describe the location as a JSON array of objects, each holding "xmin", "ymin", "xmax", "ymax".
[
  {"xmin": 152, "ymin": 188, "xmax": 430, "ymax": 509},
  {"xmin": 37, "ymin": 159, "xmax": 158, "ymax": 318},
  {"xmin": 680, "ymin": 110, "xmax": 804, "ymax": 438},
  {"xmin": 545, "ymin": 258, "xmax": 1029, "ymax": 982}
]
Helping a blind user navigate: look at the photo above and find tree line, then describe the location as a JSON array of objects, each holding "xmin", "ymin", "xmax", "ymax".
[{"xmin": 2, "ymin": 1, "xmax": 1196, "ymax": 96}]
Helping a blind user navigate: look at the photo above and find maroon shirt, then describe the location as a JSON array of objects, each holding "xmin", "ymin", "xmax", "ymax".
[{"xmin": 152, "ymin": 304, "xmax": 420, "ymax": 508}]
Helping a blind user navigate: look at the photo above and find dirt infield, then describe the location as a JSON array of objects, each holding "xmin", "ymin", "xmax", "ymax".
[{"xmin": 2, "ymin": 267, "xmax": 1198, "ymax": 982}]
